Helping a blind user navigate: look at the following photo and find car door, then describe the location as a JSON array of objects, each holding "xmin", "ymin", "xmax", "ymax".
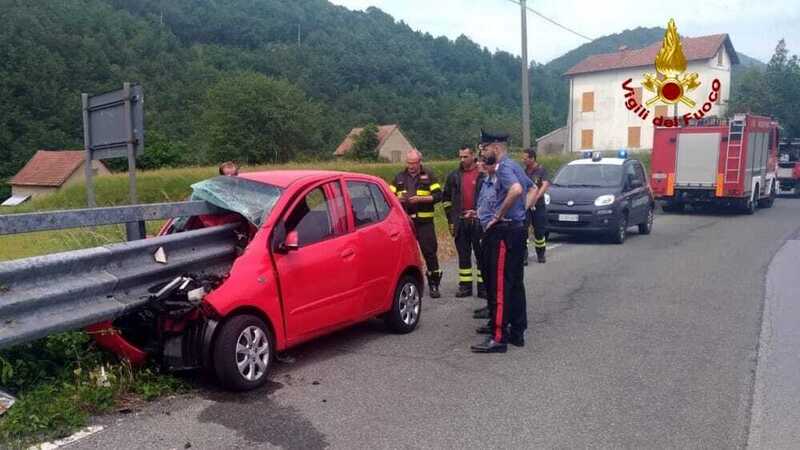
[
  {"xmin": 272, "ymin": 181, "xmax": 362, "ymax": 341},
  {"xmin": 623, "ymin": 161, "xmax": 647, "ymax": 223},
  {"xmin": 345, "ymin": 179, "xmax": 402, "ymax": 314}
]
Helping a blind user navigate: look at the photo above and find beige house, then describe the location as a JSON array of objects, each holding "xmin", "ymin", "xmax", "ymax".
[
  {"xmin": 334, "ymin": 124, "xmax": 414, "ymax": 162},
  {"xmin": 564, "ymin": 34, "xmax": 739, "ymax": 152},
  {"xmin": 3, "ymin": 150, "xmax": 110, "ymax": 206},
  {"xmin": 535, "ymin": 126, "xmax": 567, "ymax": 154}
]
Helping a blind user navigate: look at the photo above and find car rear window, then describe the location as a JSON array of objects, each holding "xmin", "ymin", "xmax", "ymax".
[
  {"xmin": 553, "ymin": 164, "xmax": 623, "ymax": 188},
  {"xmin": 347, "ymin": 181, "xmax": 390, "ymax": 227}
]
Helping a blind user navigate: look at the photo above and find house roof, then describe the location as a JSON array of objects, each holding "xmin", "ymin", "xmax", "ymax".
[
  {"xmin": 333, "ymin": 124, "xmax": 399, "ymax": 156},
  {"xmin": 565, "ymin": 34, "xmax": 739, "ymax": 76},
  {"xmin": 10, "ymin": 150, "xmax": 92, "ymax": 187}
]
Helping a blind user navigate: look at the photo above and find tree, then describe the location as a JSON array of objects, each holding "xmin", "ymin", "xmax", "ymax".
[
  {"xmin": 350, "ymin": 124, "xmax": 380, "ymax": 161},
  {"xmin": 197, "ymin": 73, "xmax": 323, "ymax": 164}
]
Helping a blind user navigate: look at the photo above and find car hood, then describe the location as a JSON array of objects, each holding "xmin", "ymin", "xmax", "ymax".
[{"xmin": 548, "ymin": 186, "xmax": 620, "ymax": 205}]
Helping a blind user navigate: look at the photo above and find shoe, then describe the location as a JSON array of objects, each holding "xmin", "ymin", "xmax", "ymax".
[
  {"xmin": 506, "ymin": 335, "xmax": 525, "ymax": 347},
  {"xmin": 537, "ymin": 254, "xmax": 546, "ymax": 263},
  {"xmin": 427, "ymin": 271, "xmax": 442, "ymax": 299},
  {"xmin": 476, "ymin": 324, "xmax": 492, "ymax": 335},
  {"xmin": 473, "ymin": 307, "xmax": 489, "ymax": 319},
  {"xmin": 455, "ymin": 286, "xmax": 473, "ymax": 298},
  {"xmin": 476, "ymin": 286, "xmax": 487, "ymax": 299},
  {"xmin": 429, "ymin": 285, "xmax": 441, "ymax": 298},
  {"xmin": 523, "ymin": 259, "xmax": 528, "ymax": 266},
  {"xmin": 470, "ymin": 337, "xmax": 507, "ymax": 353}
]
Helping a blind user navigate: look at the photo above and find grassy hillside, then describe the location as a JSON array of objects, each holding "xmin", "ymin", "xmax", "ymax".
[{"xmin": 0, "ymin": 155, "xmax": 580, "ymax": 261}]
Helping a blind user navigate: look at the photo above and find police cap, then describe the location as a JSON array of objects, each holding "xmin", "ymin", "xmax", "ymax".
[{"xmin": 479, "ymin": 128, "xmax": 510, "ymax": 144}]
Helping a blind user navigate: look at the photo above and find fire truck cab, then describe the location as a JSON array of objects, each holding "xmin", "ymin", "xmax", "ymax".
[
  {"xmin": 650, "ymin": 114, "xmax": 779, "ymax": 214},
  {"xmin": 777, "ymin": 138, "xmax": 800, "ymax": 197}
]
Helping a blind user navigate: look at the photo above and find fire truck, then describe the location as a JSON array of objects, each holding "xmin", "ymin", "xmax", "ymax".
[
  {"xmin": 650, "ymin": 113, "xmax": 779, "ymax": 213},
  {"xmin": 777, "ymin": 138, "xmax": 800, "ymax": 197}
]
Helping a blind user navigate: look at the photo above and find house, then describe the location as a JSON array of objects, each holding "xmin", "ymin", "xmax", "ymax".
[
  {"xmin": 333, "ymin": 124, "xmax": 414, "ymax": 162},
  {"xmin": 564, "ymin": 33, "xmax": 739, "ymax": 152},
  {"xmin": 535, "ymin": 126, "xmax": 568, "ymax": 154},
  {"xmin": 2, "ymin": 150, "xmax": 110, "ymax": 206}
]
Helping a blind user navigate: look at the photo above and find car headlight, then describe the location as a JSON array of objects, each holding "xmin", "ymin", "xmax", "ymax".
[
  {"xmin": 594, "ymin": 194, "xmax": 615, "ymax": 206},
  {"xmin": 544, "ymin": 193, "xmax": 550, "ymax": 205}
]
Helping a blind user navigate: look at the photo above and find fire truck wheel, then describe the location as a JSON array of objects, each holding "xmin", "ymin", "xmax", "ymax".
[
  {"xmin": 213, "ymin": 314, "xmax": 274, "ymax": 391},
  {"xmin": 384, "ymin": 275, "xmax": 422, "ymax": 334},
  {"xmin": 638, "ymin": 206, "xmax": 654, "ymax": 235},
  {"xmin": 745, "ymin": 187, "xmax": 758, "ymax": 215},
  {"xmin": 758, "ymin": 182, "xmax": 776, "ymax": 208},
  {"xmin": 611, "ymin": 214, "xmax": 627, "ymax": 244}
]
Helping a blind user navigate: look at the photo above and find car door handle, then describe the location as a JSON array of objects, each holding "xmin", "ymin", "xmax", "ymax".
[
  {"xmin": 340, "ymin": 248, "xmax": 355, "ymax": 259},
  {"xmin": 389, "ymin": 230, "xmax": 401, "ymax": 241}
]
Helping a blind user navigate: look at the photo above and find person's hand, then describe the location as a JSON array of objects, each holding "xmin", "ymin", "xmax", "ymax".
[
  {"xmin": 486, "ymin": 217, "xmax": 499, "ymax": 230},
  {"xmin": 408, "ymin": 196, "xmax": 420, "ymax": 205},
  {"xmin": 449, "ymin": 223, "xmax": 455, "ymax": 237}
]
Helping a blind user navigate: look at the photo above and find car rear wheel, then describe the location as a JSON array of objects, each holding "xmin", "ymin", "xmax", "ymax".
[
  {"xmin": 384, "ymin": 275, "xmax": 422, "ymax": 334},
  {"xmin": 611, "ymin": 214, "xmax": 627, "ymax": 244},
  {"xmin": 213, "ymin": 314, "xmax": 274, "ymax": 391},
  {"xmin": 638, "ymin": 206, "xmax": 654, "ymax": 235}
]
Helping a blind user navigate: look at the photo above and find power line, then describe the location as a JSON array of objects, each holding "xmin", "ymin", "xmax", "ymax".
[{"xmin": 505, "ymin": 0, "xmax": 594, "ymax": 42}]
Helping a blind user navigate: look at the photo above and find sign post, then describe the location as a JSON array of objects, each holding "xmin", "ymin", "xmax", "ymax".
[{"xmin": 82, "ymin": 82, "xmax": 145, "ymax": 240}]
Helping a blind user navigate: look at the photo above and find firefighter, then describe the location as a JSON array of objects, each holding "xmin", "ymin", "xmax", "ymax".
[
  {"xmin": 522, "ymin": 148, "xmax": 550, "ymax": 264},
  {"xmin": 390, "ymin": 149, "xmax": 444, "ymax": 298},
  {"xmin": 471, "ymin": 130, "xmax": 536, "ymax": 353},
  {"xmin": 443, "ymin": 145, "xmax": 486, "ymax": 299}
]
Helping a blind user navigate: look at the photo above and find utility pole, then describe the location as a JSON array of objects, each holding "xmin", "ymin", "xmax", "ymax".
[{"xmin": 520, "ymin": 0, "xmax": 531, "ymax": 148}]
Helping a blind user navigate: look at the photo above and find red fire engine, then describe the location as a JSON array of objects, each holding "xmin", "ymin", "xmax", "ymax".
[{"xmin": 650, "ymin": 113, "xmax": 779, "ymax": 213}]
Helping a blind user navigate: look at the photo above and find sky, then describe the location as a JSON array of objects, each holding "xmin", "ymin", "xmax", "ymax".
[{"xmin": 328, "ymin": 0, "xmax": 799, "ymax": 64}]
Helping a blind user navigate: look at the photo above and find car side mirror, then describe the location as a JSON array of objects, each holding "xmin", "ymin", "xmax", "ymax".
[{"xmin": 283, "ymin": 230, "xmax": 300, "ymax": 251}]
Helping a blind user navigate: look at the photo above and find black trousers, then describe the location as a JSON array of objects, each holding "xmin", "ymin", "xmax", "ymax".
[
  {"xmin": 526, "ymin": 206, "xmax": 548, "ymax": 257},
  {"xmin": 414, "ymin": 220, "xmax": 439, "ymax": 273},
  {"xmin": 482, "ymin": 222, "xmax": 528, "ymax": 341},
  {"xmin": 455, "ymin": 218, "xmax": 483, "ymax": 288}
]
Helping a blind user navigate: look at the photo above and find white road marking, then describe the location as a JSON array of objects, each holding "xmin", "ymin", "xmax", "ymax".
[{"xmin": 29, "ymin": 426, "xmax": 104, "ymax": 450}]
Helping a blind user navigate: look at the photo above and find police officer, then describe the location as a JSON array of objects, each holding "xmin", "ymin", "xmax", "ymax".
[
  {"xmin": 471, "ymin": 130, "xmax": 536, "ymax": 353},
  {"xmin": 522, "ymin": 148, "xmax": 550, "ymax": 264},
  {"xmin": 390, "ymin": 149, "xmax": 444, "ymax": 298},
  {"xmin": 443, "ymin": 145, "xmax": 486, "ymax": 299}
]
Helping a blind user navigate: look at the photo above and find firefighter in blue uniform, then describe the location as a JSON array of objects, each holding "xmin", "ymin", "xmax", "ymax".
[
  {"xmin": 522, "ymin": 148, "xmax": 550, "ymax": 264},
  {"xmin": 390, "ymin": 149, "xmax": 444, "ymax": 298},
  {"xmin": 471, "ymin": 130, "xmax": 536, "ymax": 353},
  {"xmin": 443, "ymin": 145, "xmax": 487, "ymax": 299}
]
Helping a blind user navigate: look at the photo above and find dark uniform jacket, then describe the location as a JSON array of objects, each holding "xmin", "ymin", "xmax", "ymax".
[
  {"xmin": 442, "ymin": 167, "xmax": 486, "ymax": 235},
  {"xmin": 390, "ymin": 166, "xmax": 442, "ymax": 223}
]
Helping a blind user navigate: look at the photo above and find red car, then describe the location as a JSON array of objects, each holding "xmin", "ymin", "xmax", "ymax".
[{"xmin": 91, "ymin": 171, "xmax": 424, "ymax": 390}]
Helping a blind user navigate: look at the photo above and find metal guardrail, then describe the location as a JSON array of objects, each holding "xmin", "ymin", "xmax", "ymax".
[
  {"xmin": 0, "ymin": 201, "xmax": 223, "ymax": 235},
  {"xmin": 0, "ymin": 223, "xmax": 239, "ymax": 350}
]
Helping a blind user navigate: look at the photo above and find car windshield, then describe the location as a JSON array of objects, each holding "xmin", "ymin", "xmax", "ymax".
[
  {"xmin": 189, "ymin": 176, "xmax": 283, "ymax": 226},
  {"xmin": 553, "ymin": 164, "xmax": 623, "ymax": 188}
]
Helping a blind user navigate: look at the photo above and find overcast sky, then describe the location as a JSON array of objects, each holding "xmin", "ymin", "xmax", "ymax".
[{"xmin": 329, "ymin": 0, "xmax": 799, "ymax": 64}]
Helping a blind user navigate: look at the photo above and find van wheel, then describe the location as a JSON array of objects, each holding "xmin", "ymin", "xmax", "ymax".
[
  {"xmin": 638, "ymin": 206, "xmax": 654, "ymax": 235},
  {"xmin": 213, "ymin": 314, "xmax": 274, "ymax": 391},
  {"xmin": 611, "ymin": 214, "xmax": 627, "ymax": 244},
  {"xmin": 385, "ymin": 275, "xmax": 422, "ymax": 334}
]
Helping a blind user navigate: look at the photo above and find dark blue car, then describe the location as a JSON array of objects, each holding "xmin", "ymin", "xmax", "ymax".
[{"xmin": 547, "ymin": 152, "xmax": 655, "ymax": 244}]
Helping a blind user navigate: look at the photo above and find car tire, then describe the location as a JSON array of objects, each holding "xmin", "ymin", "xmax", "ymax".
[
  {"xmin": 212, "ymin": 314, "xmax": 274, "ymax": 391},
  {"xmin": 638, "ymin": 206, "xmax": 654, "ymax": 235},
  {"xmin": 384, "ymin": 275, "xmax": 422, "ymax": 334},
  {"xmin": 611, "ymin": 214, "xmax": 627, "ymax": 244}
]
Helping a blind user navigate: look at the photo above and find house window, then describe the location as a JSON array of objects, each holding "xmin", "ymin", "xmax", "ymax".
[
  {"xmin": 628, "ymin": 127, "xmax": 641, "ymax": 148},
  {"xmin": 582, "ymin": 92, "xmax": 594, "ymax": 112},
  {"xmin": 581, "ymin": 129, "xmax": 593, "ymax": 149},
  {"xmin": 717, "ymin": 50, "xmax": 723, "ymax": 66},
  {"xmin": 655, "ymin": 105, "xmax": 669, "ymax": 119}
]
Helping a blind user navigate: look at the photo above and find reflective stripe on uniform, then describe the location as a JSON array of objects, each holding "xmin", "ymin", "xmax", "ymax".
[
  {"xmin": 416, "ymin": 211, "xmax": 435, "ymax": 218},
  {"xmin": 416, "ymin": 190, "xmax": 431, "ymax": 196},
  {"xmin": 459, "ymin": 275, "xmax": 473, "ymax": 282},
  {"xmin": 389, "ymin": 185, "xmax": 397, "ymax": 193},
  {"xmin": 476, "ymin": 270, "xmax": 483, "ymax": 283},
  {"xmin": 441, "ymin": 201, "xmax": 452, "ymax": 208},
  {"xmin": 430, "ymin": 183, "xmax": 442, "ymax": 191},
  {"xmin": 534, "ymin": 238, "xmax": 546, "ymax": 248}
]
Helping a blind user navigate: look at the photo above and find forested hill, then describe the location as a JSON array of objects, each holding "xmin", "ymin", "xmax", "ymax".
[{"xmin": 0, "ymin": 0, "xmax": 764, "ymax": 193}]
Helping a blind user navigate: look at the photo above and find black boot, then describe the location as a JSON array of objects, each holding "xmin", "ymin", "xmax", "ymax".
[
  {"xmin": 427, "ymin": 271, "xmax": 442, "ymax": 298},
  {"xmin": 455, "ymin": 285, "xmax": 472, "ymax": 298},
  {"xmin": 536, "ymin": 247, "xmax": 546, "ymax": 264},
  {"xmin": 473, "ymin": 306, "xmax": 489, "ymax": 319},
  {"xmin": 476, "ymin": 284, "xmax": 487, "ymax": 299}
]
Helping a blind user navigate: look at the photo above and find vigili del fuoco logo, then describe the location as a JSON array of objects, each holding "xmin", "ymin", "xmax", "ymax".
[{"xmin": 622, "ymin": 19, "xmax": 722, "ymax": 127}]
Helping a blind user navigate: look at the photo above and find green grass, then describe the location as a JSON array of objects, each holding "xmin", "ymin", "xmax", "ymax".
[{"xmin": 0, "ymin": 154, "xmax": 579, "ymax": 446}]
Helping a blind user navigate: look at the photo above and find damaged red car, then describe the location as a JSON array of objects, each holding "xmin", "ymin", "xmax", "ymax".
[{"xmin": 89, "ymin": 171, "xmax": 425, "ymax": 390}]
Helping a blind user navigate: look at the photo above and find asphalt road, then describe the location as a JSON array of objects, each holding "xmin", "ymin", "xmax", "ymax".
[{"xmin": 72, "ymin": 199, "xmax": 800, "ymax": 450}]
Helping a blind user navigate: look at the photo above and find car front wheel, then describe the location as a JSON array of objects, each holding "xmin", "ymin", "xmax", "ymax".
[
  {"xmin": 213, "ymin": 314, "xmax": 274, "ymax": 391},
  {"xmin": 611, "ymin": 214, "xmax": 627, "ymax": 244},
  {"xmin": 385, "ymin": 275, "xmax": 422, "ymax": 334},
  {"xmin": 638, "ymin": 206, "xmax": 654, "ymax": 235}
]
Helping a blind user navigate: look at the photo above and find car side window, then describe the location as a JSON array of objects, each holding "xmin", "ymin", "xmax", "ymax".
[
  {"xmin": 346, "ymin": 181, "xmax": 387, "ymax": 227},
  {"xmin": 624, "ymin": 163, "xmax": 637, "ymax": 190},
  {"xmin": 634, "ymin": 163, "xmax": 647, "ymax": 186},
  {"xmin": 285, "ymin": 186, "xmax": 335, "ymax": 247}
]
